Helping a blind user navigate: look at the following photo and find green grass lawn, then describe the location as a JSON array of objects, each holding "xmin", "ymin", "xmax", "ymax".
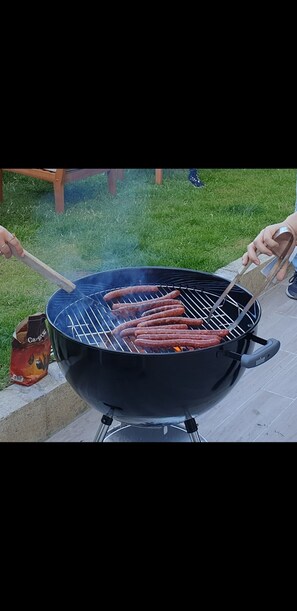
[{"xmin": 0, "ymin": 168, "xmax": 296, "ymax": 390}]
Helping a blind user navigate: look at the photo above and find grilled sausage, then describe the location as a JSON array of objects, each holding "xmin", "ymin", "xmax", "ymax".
[
  {"xmin": 147, "ymin": 328, "xmax": 228, "ymax": 336},
  {"xmin": 112, "ymin": 309, "xmax": 184, "ymax": 334},
  {"xmin": 135, "ymin": 316, "xmax": 204, "ymax": 327},
  {"xmin": 179, "ymin": 318, "xmax": 204, "ymax": 326},
  {"xmin": 120, "ymin": 324, "xmax": 188, "ymax": 338},
  {"xmin": 157, "ymin": 290, "xmax": 181, "ymax": 300},
  {"xmin": 112, "ymin": 297, "xmax": 180, "ymax": 310},
  {"xmin": 113, "ymin": 300, "xmax": 183, "ymax": 318},
  {"xmin": 137, "ymin": 316, "xmax": 190, "ymax": 327},
  {"xmin": 140, "ymin": 303, "xmax": 184, "ymax": 317},
  {"xmin": 111, "ymin": 319, "xmax": 140, "ymax": 334},
  {"xmin": 119, "ymin": 328, "xmax": 140, "ymax": 337},
  {"xmin": 134, "ymin": 329, "xmax": 222, "ymax": 337},
  {"xmin": 134, "ymin": 337, "xmax": 222, "ymax": 349},
  {"xmin": 135, "ymin": 334, "xmax": 222, "ymax": 342},
  {"xmin": 103, "ymin": 285, "xmax": 160, "ymax": 302},
  {"xmin": 134, "ymin": 324, "xmax": 189, "ymax": 332},
  {"xmin": 138, "ymin": 307, "xmax": 185, "ymax": 320},
  {"xmin": 198, "ymin": 328, "xmax": 229, "ymax": 336}
]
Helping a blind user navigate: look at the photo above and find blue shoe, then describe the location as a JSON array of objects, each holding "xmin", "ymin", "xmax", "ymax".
[
  {"xmin": 286, "ymin": 271, "xmax": 297, "ymax": 299},
  {"xmin": 188, "ymin": 174, "xmax": 205, "ymax": 188}
]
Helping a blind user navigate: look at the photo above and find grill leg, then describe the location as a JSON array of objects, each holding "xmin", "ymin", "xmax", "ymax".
[
  {"xmin": 184, "ymin": 418, "xmax": 207, "ymax": 442},
  {"xmin": 93, "ymin": 414, "xmax": 114, "ymax": 442}
]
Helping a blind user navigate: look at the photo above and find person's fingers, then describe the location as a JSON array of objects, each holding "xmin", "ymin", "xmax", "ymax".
[
  {"xmin": 0, "ymin": 233, "xmax": 24, "ymax": 258},
  {"xmin": 252, "ymin": 232, "xmax": 274, "ymax": 256},
  {"xmin": 8, "ymin": 235, "xmax": 24, "ymax": 256},
  {"xmin": 0, "ymin": 243, "xmax": 13, "ymax": 259},
  {"xmin": 276, "ymin": 260, "xmax": 290, "ymax": 281},
  {"xmin": 241, "ymin": 252, "xmax": 249, "ymax": 266},
  {"xmin": 262, "ymin": 224, "xmax": 288, "ymax": 249},
  {"xmin": 246, "ymin": 242, "xmax": 261, "ymax": 264},
  {"xmin": 262, "ymin": 234, "xmax": 279, "ymax": 250}
]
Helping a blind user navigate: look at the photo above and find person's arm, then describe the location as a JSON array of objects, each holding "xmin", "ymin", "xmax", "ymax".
[
  {"xmin": 0, "ymin": 226, "xmax": 24, "ymax": 259},
  {"xmin": 242, "ymin": 212, "xmax": 297, "ymax": 280}
]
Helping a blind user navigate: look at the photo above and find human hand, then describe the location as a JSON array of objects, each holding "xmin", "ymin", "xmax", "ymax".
[
  {"xmin": 242, "ymin": 223, "xmax": 286, "ymax": 265},
  {"xmin": 0, "ymin": 226, "xmax": 24, "ymax": 259},
  {"xmin": 242, "ymin": 223, "xmax": 292, "ymax": 280}
]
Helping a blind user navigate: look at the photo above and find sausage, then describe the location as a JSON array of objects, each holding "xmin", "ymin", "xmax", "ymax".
[
  {"xmin": 140, "ymin": 303, "xmax": 184, "ymax": 317},
  {"xmin": 134, "ymin": 329, "xmax": 222, "ymax": 337},
  {"xmin": 134, "ymin": 327, "xmax": 221, "ymax": 334},
  {"xmin": 180, "ymin": 318, "xmax": 204, "ymax": 326},
  {"xmin": 134, "ymin": 316, "xmax": 204, "ymax": 327},
  {"xmin": 138, "ymin": 308, "xmax": 184, "ymax": 321},
  {"xmin": 137, "ymin": 316, "xmax": 187, "ymax": 327},
  {"xmin": 188, "ymin": 328, "xmax": 229, "ymax": 336},
  {"xmin": 134, "ymin": 324, "xmax": 188, "ymax": 332},
  {"xmin": 120, "ymin": 324, "xmax": 188, "ymax": 338},
  {"xmin": 111, "ymin": 309, "xmax": 185, "ymax": 333},
  {"xmin": 119, "ymin": 328, "xmax": 139, "ymax": 337},
  {"xmin": 103, "ymin": 285, "xmax": 160, "ymax": 302},
  {"xmin": 138, "ymin": 307, "xmax": 185, "ymax": 320},
  {"xmin": 111, "ymin": 319, "xmax": 140, "ymax": 334},
  {"xmin": 157, "ymin": 290, "xmax": 181, "ymax": 300},
  {"xmin": 134, "ymin": 337, "xmax": 222, "ymax": 349},
  {"xmin": 155, "ymin": 328, "xmax": 228, "ymax": 336},
  {"xmin": 210, "ymin": 329, "xmax": 229, "ymax": 336},
  {"xmin": 111, "ymin": 297, "xmax": 180, "ymax": 310},
  {"xmin": 135, "ymin": 333, "xmax": 222, "ymax": 342},
  {"xmin": 112, "ymin": 300, "xmax": 182, "ymax": 318}
]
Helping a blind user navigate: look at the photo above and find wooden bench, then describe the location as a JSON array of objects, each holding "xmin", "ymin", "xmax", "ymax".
[{"xmin": 0, "ymin": 168, "xmax": 118, "ymax": 214}]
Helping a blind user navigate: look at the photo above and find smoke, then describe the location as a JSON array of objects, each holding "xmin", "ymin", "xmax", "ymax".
[{"xmin": 31, "ymin": 170, "xmax": 157, "ymax": 289}]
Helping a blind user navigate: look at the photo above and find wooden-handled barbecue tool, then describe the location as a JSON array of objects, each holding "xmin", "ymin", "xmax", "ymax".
[
  {"xmin": 10, "ymin": 246, "xmax": 112, "ymax": 318},
  {"xmin": 12, "ymin": 247, "xmax": 76, "ymax": 292}
]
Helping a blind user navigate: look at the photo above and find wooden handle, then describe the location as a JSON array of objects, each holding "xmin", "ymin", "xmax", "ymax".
[{"xmin": 12, "ymin": 247, "xmax": 76, "ymax": 293}]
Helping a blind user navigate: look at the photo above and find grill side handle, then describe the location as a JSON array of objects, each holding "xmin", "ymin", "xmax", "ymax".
[{"xmin": 225, "ymin": 335, "xmax": 280, "ymax": 369}]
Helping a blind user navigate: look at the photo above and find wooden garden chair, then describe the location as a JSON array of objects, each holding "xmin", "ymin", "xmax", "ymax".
[{"xmin": 0, "ymin": 168, "xmax": 118, "ymax": 214}]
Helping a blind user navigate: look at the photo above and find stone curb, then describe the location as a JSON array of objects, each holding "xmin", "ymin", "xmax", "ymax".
[
  {"xmin": 0, "ymin": 363, "xmax": 89, "ymax": 442},
  {"xmin": 0, "ymin": 256, "xmax": 293, "ymax": 442}
]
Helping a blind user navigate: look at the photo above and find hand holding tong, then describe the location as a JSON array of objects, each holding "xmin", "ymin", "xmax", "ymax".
[{"xmin": 206, "ymin": 226, "xmax": 296, "ymax": 328}]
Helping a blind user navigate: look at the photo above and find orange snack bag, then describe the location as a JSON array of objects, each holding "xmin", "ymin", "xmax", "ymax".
[{"xmin": 10, "ymin": 313, "xmax": 52, "ymax": 386}]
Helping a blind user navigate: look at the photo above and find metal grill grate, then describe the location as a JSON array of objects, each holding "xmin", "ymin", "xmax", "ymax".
[{"xmin": 53, "ymin": 284, "xmax": 257, "ymax": 353}]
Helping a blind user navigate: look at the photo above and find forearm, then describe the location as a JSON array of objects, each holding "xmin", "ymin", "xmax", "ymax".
[
  {"xmin": 242, "ymin": 212, "xmax": 297, "ymax": 280},
  {"xmin": 281, "ymin": 212, "xmax": 297, "ymax": 238}
]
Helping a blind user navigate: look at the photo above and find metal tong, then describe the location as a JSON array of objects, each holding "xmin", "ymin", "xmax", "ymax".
[{"xmin": 206, "ymin": 226, "xmax": 296, "ymax": 330}]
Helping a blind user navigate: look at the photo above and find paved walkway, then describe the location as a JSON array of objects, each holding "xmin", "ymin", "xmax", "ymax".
[{"xmin": 47, "ymin": 273, "xmax": 297, "ymax": 442}]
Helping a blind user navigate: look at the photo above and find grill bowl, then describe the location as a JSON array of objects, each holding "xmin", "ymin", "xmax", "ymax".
[{"xmin": 46, "ymin": 266, "xmax": 274, "ymax": 426}]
